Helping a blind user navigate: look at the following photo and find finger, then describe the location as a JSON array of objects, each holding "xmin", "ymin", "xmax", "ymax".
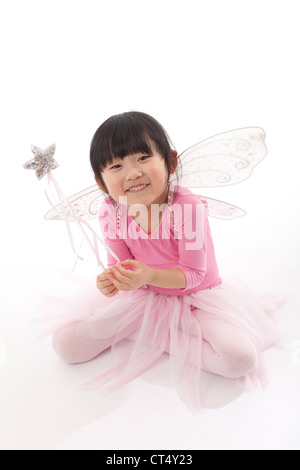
[
  {"xmin": 104, "ymin": 286, "xmax": 119, "ymax": 297},
  {"xmin": 111, "ymin": 265, "xmax": 131, "ymax": 284},
  {"xmin": 107, "ymin": 277, "xmax": 121, "ymax": 290},
  {"xmin": 108, "ymin": 274, "xmax": 130, "ymax": 290},
  {"xmin": 103, "ymin": 283, "xmax": 118, "ymax": 294},
  {"xmin": 120, "ymin": 259, "xmax": 137, "ymax": 269},
  {"xmin": 106, "ymin": 290, "xmax": 117, "ymax": 297},
  {"xmin": 97, "ymin": 273, "xmax": 114, "ymax": 284},
  {"xmin": 98, "ymin": 278, "xmax": 115, "ymax": 288},
  {"xmin": 97, "ymin": 270, "xmax": 112, "ymax": 282},
  {"xmin": 116, "ymin": 262, "xmax": 134, "ymax": 278},
  {"xmin": 106, "ymin": 286, "xmax": 119, "ymax": 297},
  {"xmin": 106, "ymin": 272, "xmax": 122, "ymax": 287},
  {"xmin": 97, "ymin": 274, "xmax": 109, "ymax": 283}
]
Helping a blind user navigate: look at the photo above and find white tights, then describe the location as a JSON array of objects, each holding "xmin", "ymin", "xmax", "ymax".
[{"xmin": 52, "ymin": 310, "xmax": 258, "ymax": 380}]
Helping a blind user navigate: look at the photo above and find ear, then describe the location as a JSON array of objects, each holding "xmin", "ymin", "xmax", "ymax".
[
  {"xmin": 94, "ymin": 176, "xmax": 108, "ymax": 193},
  {"xmin": 169, "ymin": 150, "xmax": 178, "ymax": 174}
]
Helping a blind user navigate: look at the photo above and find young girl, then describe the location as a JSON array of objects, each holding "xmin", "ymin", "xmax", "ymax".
[{"xmin": 51, "ymin": 111, "xmax": 284, "ymax": 412}]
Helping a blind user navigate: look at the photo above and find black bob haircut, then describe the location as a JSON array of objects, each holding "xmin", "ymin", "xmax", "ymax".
[{"xmin": 90, "ymin": 111, "xmax": 180, "ymax": 192}]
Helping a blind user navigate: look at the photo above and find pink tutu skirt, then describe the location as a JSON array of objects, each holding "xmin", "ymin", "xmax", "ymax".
[{"xmin": 35, "ymin": 277, "xmax": 285, "ymax": 413}]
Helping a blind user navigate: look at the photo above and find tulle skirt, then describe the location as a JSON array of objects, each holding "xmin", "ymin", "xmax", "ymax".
[{"xmin": 35, "ymin": 275, "xmax": 285, "ymax": 413}]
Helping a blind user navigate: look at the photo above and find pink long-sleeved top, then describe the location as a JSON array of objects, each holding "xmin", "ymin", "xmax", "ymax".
[{"xmin": 99, "ymin": 185, "xmax": 222, "ymax": 295}]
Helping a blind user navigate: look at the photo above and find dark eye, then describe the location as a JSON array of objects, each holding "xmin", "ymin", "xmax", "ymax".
[
  {"xmin": 139, "ymin": 155, "xmax": 150, "ymax": 162},
  {"xmin": 110, "ymin": 164, "xmax": 121, "ymax": 170}
]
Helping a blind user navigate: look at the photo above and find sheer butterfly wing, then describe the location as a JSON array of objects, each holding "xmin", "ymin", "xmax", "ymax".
[
  {"xmin": 196, "ymin": 195, "xmax": 246, "ymax": 219},
  {"xmin": 170, "ymin": 127, "xmax": 267, "ymax": 188},
  {"xmin": 44, "ymin": 184, "xmax": 104, "ymax": 221}
]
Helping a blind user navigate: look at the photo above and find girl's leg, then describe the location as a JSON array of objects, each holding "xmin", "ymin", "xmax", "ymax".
[
  {"xmin": 52, "ymin": 321, "xmax": 138, "ymax": 364},
  {"xmin": 188, "ymin": 311, "xmax": 258, "ymax": 379}
]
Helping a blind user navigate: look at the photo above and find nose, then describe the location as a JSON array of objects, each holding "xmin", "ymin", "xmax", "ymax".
[{"xmin": 125, "ymin": 164, "xmax": 143, "ymax": 180}]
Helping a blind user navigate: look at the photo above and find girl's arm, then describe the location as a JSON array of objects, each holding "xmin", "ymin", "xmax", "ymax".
[
  {"xmin": 148, "ymin": 267, "xmax": 187, "ymax": 289},
  {"xmin": 171, "ymin": 196, "xmax": 208, "ymax": 291}
]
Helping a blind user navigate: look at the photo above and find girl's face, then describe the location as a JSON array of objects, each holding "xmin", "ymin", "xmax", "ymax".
[{"xmin": 99, "ymin": 147, "xmax": 174, "ymax": 209}]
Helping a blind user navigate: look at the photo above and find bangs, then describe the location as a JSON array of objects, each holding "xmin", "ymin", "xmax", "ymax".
[{"xmin": 102, "ymin": 125, "xmax": 154, "ymax": 171}]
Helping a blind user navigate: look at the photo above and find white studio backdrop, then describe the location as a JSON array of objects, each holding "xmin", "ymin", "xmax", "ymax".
[{"xmin": 0, "ymin": 0, "xmax": 300, "ymax": 450}]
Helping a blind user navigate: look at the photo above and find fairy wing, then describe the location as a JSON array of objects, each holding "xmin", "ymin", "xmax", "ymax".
[
  {"xmin": 44, "ymin": 184, "xmax": 105, "ymax": 221},
  {"xmin": 196, "ymin": 195, "xmax": 246, "ymax": 219},
  {"xmin": 170, "ymin": 127, "xmax": 267, "ymax": 188}
]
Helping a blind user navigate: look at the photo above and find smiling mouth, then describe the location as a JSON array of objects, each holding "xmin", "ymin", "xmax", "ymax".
[{"xmin": 126, "ymin": 184, "xmax": 150, "ymax": 192}]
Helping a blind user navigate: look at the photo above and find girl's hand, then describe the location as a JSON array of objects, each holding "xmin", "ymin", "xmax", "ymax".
[
  {"xmin": 107, "ymin": 260, "xmax": 153, "ymax": 291},
  {"xmin": 96, "ymin": 269, "xmax": 119, "ymax": 297}
]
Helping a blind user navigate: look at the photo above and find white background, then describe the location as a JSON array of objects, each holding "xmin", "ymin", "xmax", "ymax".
[{"xmin": 0, "ymin": 0, "xmax": 300, "ymax": 450}]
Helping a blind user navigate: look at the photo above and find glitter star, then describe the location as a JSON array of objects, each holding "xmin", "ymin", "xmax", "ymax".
[{"xmin": 23, "ymin": 144, "xmax": 59, "ymax": 180}]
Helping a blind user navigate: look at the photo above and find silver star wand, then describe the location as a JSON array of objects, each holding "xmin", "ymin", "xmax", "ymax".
[{"xmin": 23, "ymin": 144, "xmax": 119, "ymax": 271}]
